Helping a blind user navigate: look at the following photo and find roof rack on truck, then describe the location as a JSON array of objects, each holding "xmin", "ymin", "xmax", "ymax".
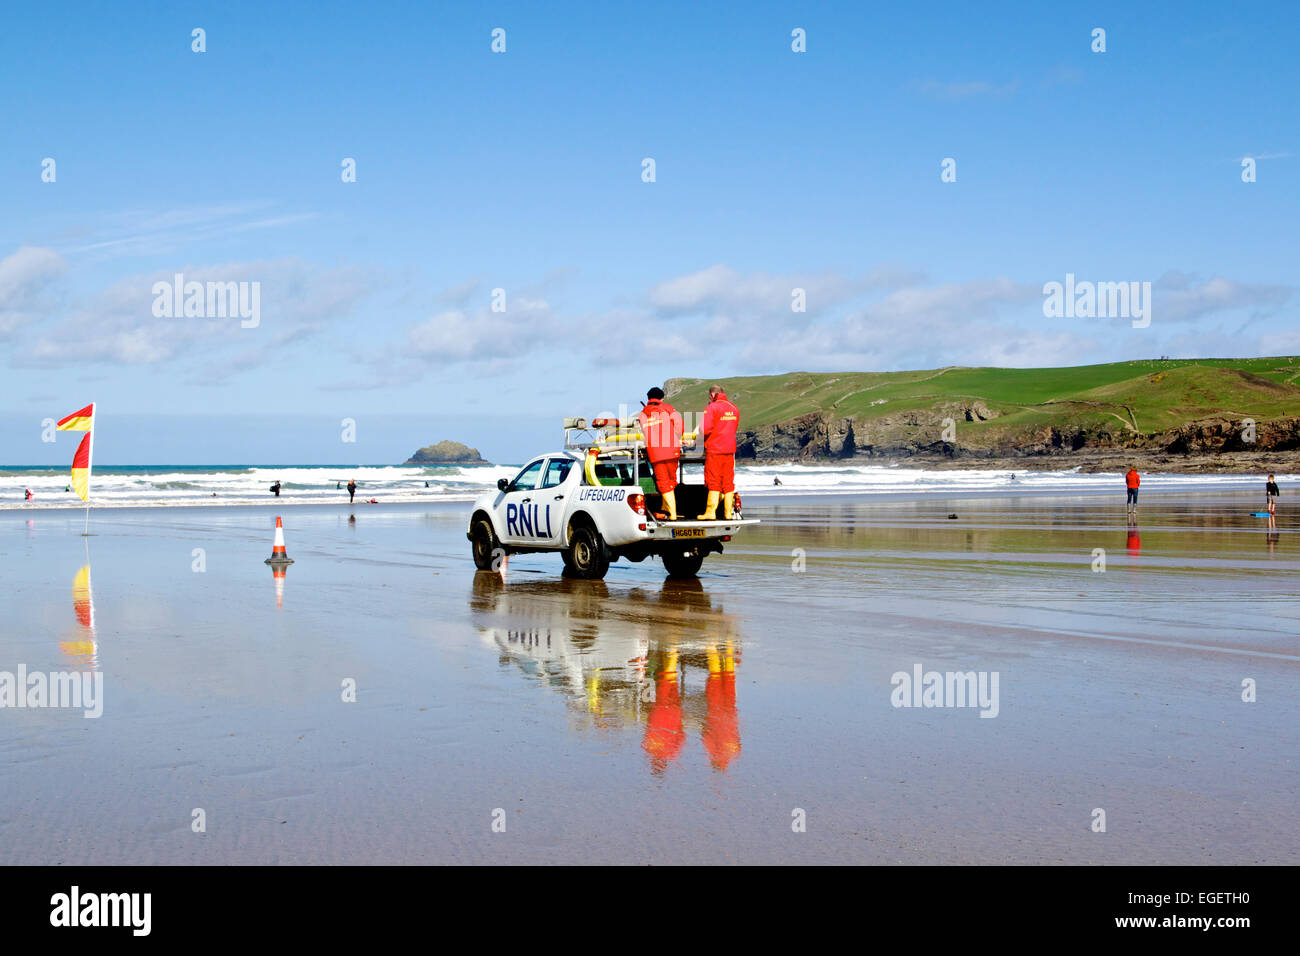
[{"xmin": 562, "ymin": 416, "xmax": 699, "ymax": 457}]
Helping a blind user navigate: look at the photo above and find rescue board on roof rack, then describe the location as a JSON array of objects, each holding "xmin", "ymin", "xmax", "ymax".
[{"xmin": 465, "ymin": 415, "xmax": 759, "ymax": 580}]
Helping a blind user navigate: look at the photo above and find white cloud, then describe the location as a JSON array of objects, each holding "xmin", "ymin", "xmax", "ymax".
[
  {"xmin": 647, "ymin": 263, "xmax": 891, "ymax": 320},
  {"xmin": 406, "ymin": 297, "xmax": 557, "ymax": 363},
  {"xmin": 12, "ymin": 256, "xmax": 376, "ymax": 379},
  {"xmin": 0, "ymin": 246, "xmax": 67, "ymax": 337},
  {"xmin": 1154, "ymin": 272, "xmax": 1292, "ymax": 323},
  {"xmin": 62, "ymin": 203, "xmax": 317, "ymax": 259}
]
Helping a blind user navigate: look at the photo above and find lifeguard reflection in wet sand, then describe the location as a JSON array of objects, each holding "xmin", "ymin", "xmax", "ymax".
[{"xmin": 470, "ymin": 573, "xmax": 742, "ymax": 775}]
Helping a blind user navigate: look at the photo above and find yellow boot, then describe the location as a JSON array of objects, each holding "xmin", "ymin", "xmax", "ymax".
[
  {"xmin": 662, "ymin": 489, "xmax": 678, "ymax": 521},
  {"xmin": 723, "ymin": 492, "xmax": 735, "ymax": 519},
  {"xmin": 698, "ymin": 490, "xmax": 719, "ymax": 520}
]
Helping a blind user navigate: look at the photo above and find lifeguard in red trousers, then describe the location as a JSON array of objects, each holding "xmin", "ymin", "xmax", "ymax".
[
  {"xmin": 698, "ymin": 384, "xmax": 740, "ymax": 520},
  {"xmin": 637, "ymin": 387, "xmax": 684, "ymax": 521}
]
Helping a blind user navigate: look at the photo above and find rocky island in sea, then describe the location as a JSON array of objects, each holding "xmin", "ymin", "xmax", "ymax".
[{"xmin": 403, "ymin": 440, "xmax": 489, "ymax": 466}]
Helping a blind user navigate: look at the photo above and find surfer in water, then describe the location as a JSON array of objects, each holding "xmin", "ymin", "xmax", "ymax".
[
  {"xmin": 347, "ymin": 479, "xmax": 357, "ymax": 504},
  {"xmin": 270, "ymin": 480, "xmax": 282, "ymax": 497},
  {"xmin": 24, "ymin": 488, "xmax": 33, "ymax": 501},
  {"xmin": 1266, "ymin": 474, "xmax": 1280, "ymax": 516}
]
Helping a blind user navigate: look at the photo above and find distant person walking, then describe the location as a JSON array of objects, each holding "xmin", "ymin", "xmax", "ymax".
[
  {"xmin": 347, "ymin": 479, "xmax": 357, "ymax": 504},
  {"xmin": 24, "ymin": 488, "xmax": 33, "ymax": 501},
  {"xmin": 1125, "ymin": 466, "xmax": 1140, "ymax": 515},
  {"xmin": 698, "ymin": 385, "xmax": 740, "ymax": 520},
  {"xmin": 773, "ymin": 476, "xmax": 782, "ymax": 486},
  {"xmin": 1266, "ymin": 474, "xmax": 1280, "ymax": 516},
  {"xmin": 270, "ymin": 480, "xmax": 282, "ymax": 497}
]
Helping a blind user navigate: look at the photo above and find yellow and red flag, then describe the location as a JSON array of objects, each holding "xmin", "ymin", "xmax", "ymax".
[
  {"xmin": 57, "ymin": 403, "xmax": 95, "ymax": 431},
  {"xmin": 58, "ymin": 403, "xmax": 96, "ymax": 503},
  {"xmin": 71, "ymin": 433, "xmax": 92, "ymax": 502}
]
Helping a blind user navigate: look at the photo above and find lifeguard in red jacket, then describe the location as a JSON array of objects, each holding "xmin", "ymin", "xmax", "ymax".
[
  {"xmin": 637, "ymin": 387, "xmax": 684, "ymax": 521},
  {"xmin": 698, "ymin": 385, "xmax": 739, "ymax": 520}
]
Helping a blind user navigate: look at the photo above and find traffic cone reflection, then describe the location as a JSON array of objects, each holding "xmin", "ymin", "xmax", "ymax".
[{"xmin": 272, "ymin": 564, "xmax": 287, "ymax": 608}]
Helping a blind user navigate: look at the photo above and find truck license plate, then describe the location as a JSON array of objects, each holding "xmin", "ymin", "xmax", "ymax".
[{"xmin": 672, "ymin": 528, "xmax": 706, "ymax": 538}]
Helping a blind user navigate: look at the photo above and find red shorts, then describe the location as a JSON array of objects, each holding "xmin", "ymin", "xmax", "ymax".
[
  {"xmin": 704, "ymin": 453, "xmax": 735, "ymax": 493},
  {"xmin": 652, "ymin": 459, "xmax": 679, "ymax": 493}
]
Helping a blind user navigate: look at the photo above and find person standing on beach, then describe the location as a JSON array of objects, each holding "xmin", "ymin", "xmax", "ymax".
[
  {"xmin": 637, "ymin": 387, "xmax": 684, "ymax": 521},
  {"xmin": 347, "ymin": 478, "xmax": 357, "ymax": 504},
  {"xmin": 1125, "ymin": 466, "xmax": 1140, "ymax": 515},
  {"xmin": 1266, "ymin": 474, "xmax": 1280, "ymax": 516},
  {"xmin": 698, "ymin": 385, "xmax": 739, "ymax": 520}
]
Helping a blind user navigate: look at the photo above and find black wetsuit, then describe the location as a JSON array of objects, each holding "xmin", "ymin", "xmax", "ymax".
[
  {"xmin": 271, "ymin": 481, "xmax": 281, "ymax": 497},
  {"xmin": 1266, "ymin": 481, "xmax": 1280, "ymax": 498},
  {"xmin": 347, "ymin": 481, "xmax": 357, "ymax": 503}
]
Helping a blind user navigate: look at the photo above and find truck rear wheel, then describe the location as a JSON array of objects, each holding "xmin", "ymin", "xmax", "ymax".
[
  {"xmin": 661, "ymin": 548, "xmax": 705, "ymax": 579},
  {"xmin": 563, "ymin": 524, "xmax": 610, "ymax": 580},
  {"xmin": 470, "ymin": 517, "xmax": 501, "ymax": 571}
]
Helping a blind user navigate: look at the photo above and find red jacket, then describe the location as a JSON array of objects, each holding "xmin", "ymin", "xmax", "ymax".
[
  {"xmin": 701, "ymin": 393, "xmax": 740, "ymax": 454},
  {"xmin": 637, "ymin": 399, "xmax": 683, "ymax": 463},
  {"xmin": 1126, "ymin": 470, "xmax": 1140, "ymax": 489}
]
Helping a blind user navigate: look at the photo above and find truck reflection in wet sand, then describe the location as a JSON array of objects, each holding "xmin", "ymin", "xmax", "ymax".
[{"xmin": 470, "ymin": 574, "xmax": 741, "ymax": 774}]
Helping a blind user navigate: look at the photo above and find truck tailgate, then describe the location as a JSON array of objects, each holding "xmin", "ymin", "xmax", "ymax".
[{"xmin": 644, "ymin": 518, "xmax": 759, "ymax": 540}]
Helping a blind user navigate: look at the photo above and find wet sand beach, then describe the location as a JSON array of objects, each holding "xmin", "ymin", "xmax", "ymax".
[{"xmin": 1, "ymin": 491, "xmax": 1296, "ymax": 865}]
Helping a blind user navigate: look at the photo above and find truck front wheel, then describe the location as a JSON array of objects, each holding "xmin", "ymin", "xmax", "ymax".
[
  {"xmin": 470, "ymin": 517, "xmax": 502, "ymax": 571},
  {"xmin": 661, "ymin": 548, "xmax": 705, "ymax": 579},
  {"xmin": 563, "ymin": 525, "xmax": 611, "ymax": 580}
]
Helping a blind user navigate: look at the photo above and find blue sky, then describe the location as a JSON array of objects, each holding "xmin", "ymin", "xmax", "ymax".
[{"xmin": 2, "ymin": 0, "xmax": 1297, "ymax": 463}]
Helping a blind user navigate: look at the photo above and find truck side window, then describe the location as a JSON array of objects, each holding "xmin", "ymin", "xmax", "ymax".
[
  {"xmin": 541, "ymin": 459, "xmax": 572, "ymax": 488},
  {"xmin": 508, "ymin": 460, "xmax": 544, "ymax": 492}
]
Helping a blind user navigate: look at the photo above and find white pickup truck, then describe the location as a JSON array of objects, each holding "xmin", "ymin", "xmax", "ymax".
[{"xmin": 466, "ymin": 418, "xmax": 758, "ymax": 579}]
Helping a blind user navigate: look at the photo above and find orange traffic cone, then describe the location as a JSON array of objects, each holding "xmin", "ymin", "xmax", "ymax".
[{"xmin": 264, "ymin": 516, "xmax": 294, "ymax": 565}]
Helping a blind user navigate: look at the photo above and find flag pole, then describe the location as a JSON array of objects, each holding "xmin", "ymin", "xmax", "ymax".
[{"xmin": 84, "ymin": 401, "xmax": 95, "ymax": 536}]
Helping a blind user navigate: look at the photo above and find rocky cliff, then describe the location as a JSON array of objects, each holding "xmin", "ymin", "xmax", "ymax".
[
  {"xmin": 735, "ymin": 408, "xmax": 1300, "ymax": 469},
  {"xmin": 404, "ymin": 440, "xmax": 488, "ymax": 465}
]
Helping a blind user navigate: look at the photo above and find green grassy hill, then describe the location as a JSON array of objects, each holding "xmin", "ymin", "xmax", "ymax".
[{"xmin": 664, "ymin": 357, "xmax": 1300, "ymax": 460}]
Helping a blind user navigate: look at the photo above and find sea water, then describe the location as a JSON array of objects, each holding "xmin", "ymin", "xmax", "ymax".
[{"xmin": 0, "ymin": 462, "xmax": 1281, "ymax": 509}]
